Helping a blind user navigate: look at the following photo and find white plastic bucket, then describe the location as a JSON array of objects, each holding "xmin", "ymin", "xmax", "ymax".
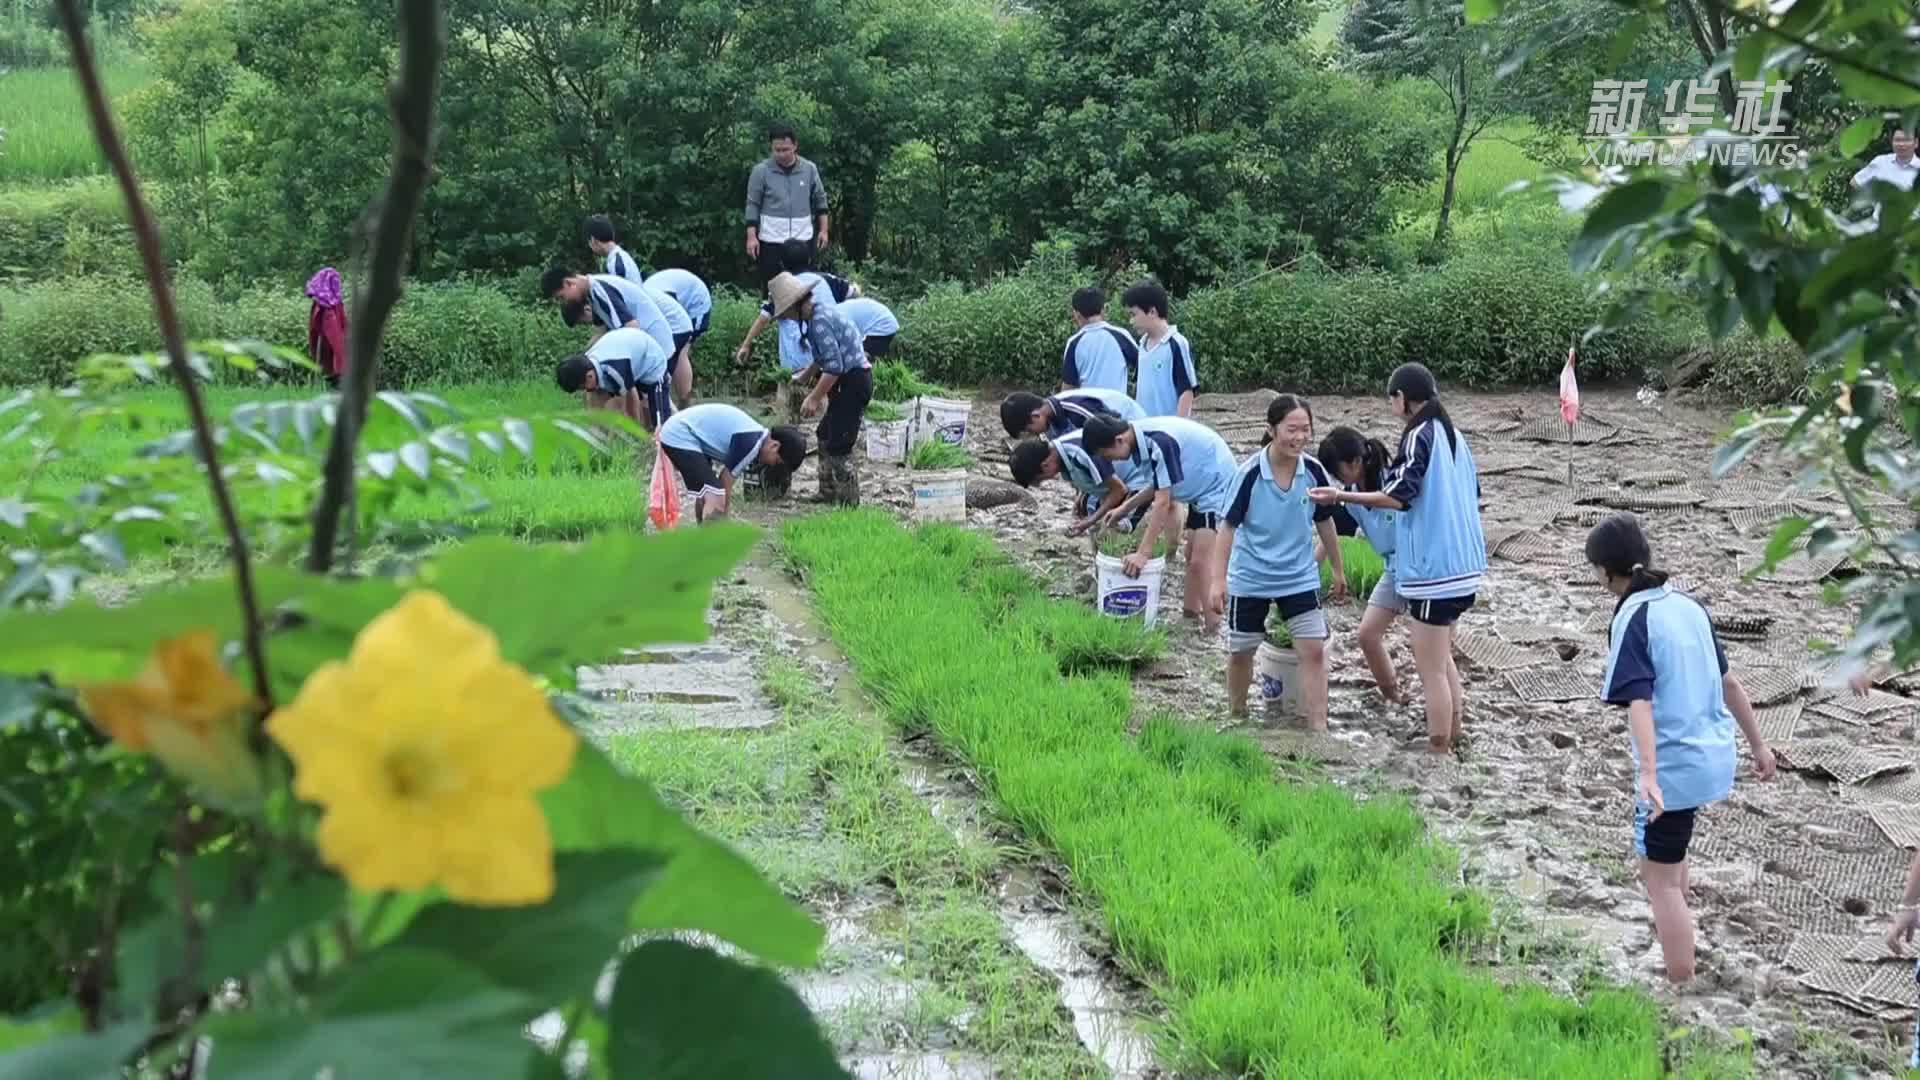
[
  {"xmin": 864, "ymin": 418, "xmax": 911, "ymax": 463},
  {"xmin": 1094, "ymin": 553, "xmax": 1166, "ymax": 625},
  {"xmin": 909, "ymin": 468, "xmax": 968, "ymax": 523},
  {"xmin": 1256, "ymin": 642, "xmax": 1303, "ymax": 718},
  {"xmin": 910, "ymin": 396, "xmax": 971, "ymax": 449}
]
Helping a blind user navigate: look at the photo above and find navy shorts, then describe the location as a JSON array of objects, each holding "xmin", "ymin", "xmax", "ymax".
[
  {"xmin": 690, "ymin": 310, "xmax": 711, "ymax": 341},
  {"xmin": 863, "ymin": 334, "xmax": 895, "ymax": 358},
  {"xmin": 672, "ymin": 330, "xmax": 693, "ymax": 354},
  {"xmin": 1185, "ymin": 507, "xmax": 1221, "ymax": 532},
  {"xmin": 662, "ymin": 444, "xmax": 721, "ymax": 498},
  {"xmin": 1632, "ymin": 803, "xmax": 1697, "ymax": 864},
  {"xmin": 1408, "ymin": 594, "xmax": 1475, "ymax": 627}
]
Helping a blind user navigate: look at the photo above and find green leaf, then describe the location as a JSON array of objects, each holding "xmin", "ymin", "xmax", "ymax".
[
  {"xmin": 1835, "ymin": 62, "xmax": 1920, "ymax": 107},
  {"xmin": 199, "ymin": 948, "xmax": 536, "ymax": 1079},
  {"xmin": 0, "ymin": 1020, "xmax": 145, "ymax": 1080},
  {"xmin": 421, "ymin": 525, "xmax": 756, "ymax": 687},
  {"xmin": 393, "ymin": 852, "xmax": 659, "ymax": 1003},
  {"xmin": 540, "ymin": 744, "xmax": 822, "ymax": 968},
  {"xmin": 1705, "ymin": 288, "xmax": 1739, "ymax": 340},
  {"xmin": 1803, "ymin": 236, "xmax": 1895, "ymax": 307},
  {"xmin": 1721, "ymin": 253, "xmax": 1776, "ymax": 336},
  {"xmin": 1462, "ymin": 0, "xmax": 1498, "ymax": 23},
  {"xmin": 1731, "ymin": 31, "xmax": 1769, "ymax": 83},
  {"xmin": 1571, "ymin": 181, "xmax": 1668, "ymax": 271},
  {"xmin": 1763, "ymin": 517, "xmax": 1814, "ymax": 568},
  {"xmin": 1840, "ymin": 115, "xmax": 1883, "ymax": 157},
  {"xmin": 605, "ymin": 940, "xmax": 845, "ymax": 1080},
  {"xmin": 399, "ymin": 440, "xmax": 431, "ymax": 480}
]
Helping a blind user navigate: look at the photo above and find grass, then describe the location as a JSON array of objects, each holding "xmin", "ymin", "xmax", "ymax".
[
  {"xmin": 607, "ymin": 651, "xmax": 1098, "ymax": 1078},
  {"xmin": 781, "ymin": 512, "xmax": 1743, "ymax": 1077},
  {"xmin": 0, "ymin": 58, "xmax": 153, "ymax": 183}
]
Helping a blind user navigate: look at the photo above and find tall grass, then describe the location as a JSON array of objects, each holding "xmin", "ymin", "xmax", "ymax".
[
  {"xmin": 782, "ymin": 512, "xmax": 1734, "ymax": 1077},
  {"xmin": 0, "ymin": 58, "xmax": 153, "ymax": 183}
]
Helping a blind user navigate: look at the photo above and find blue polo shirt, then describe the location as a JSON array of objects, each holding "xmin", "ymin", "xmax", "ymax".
[
  {"xmin": 1343, "ymin": 497, "xmax": 1399, "ymax": 558},
  {"xmin": 1061, "ymin": 321, "xmax": 1138, "ymax": 392},
  {"xmin": 603, "ymin": 245, "xmax": 646, "ymax": 285},
  {"xmin": 1601, "ymin": 585, "xmax": 1736, "ymax": 812},
  {"xmin": 1224, "ymin": 449, "xmax": 1336, "ymax": 598},
  {"xmin": 1126, "ymin": 416, "xmax": 1237, "ymax": 516},
  {"xmin": 1045, "ymin": 388, "xmax": 1144, "ymax": 437},
  {"xmin": 1135, "ymin": 328, "xmax": 1197, "ymax": 417},
  {"xmin": 657, "ymin": 403, "xmax": 768, "ymax": 476},
  {"xmin": 585, "ymin": 328, "xmax": 668, "ymax": 393},
  {"xmin": 839, "ymin": 297, "xmax": 900, "ymax": 339},
  {"xmin": 644, "ymin": 269, "xmax": 712, "ymax": 329},
  {"xmin": 586, "ymin": 274, "xmax": 674, "ymax": 358},
  {"xmin": 1056, "ymin": 429, "xmax": 1150, "ymax": 500},
  {"xmin": 645, "ymin": 286, "xmax": 693, "ymax": 336}
]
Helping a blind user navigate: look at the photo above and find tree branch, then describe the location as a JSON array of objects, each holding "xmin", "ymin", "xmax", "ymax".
[
  {"xmin": 306, "ymin": 0, "xmax": 445, "ymax": 573},
  {"xmin": 1703, "ymin": 0, "xmax": 1920, "ymax": 99},
  {"xmin": 54, "ymin": 0, "xmax": 273, "ymax": 708}
]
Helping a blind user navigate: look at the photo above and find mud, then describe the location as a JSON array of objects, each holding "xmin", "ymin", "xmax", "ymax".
[{"xmin": 725, "ymin": 385, "xmax": 1917, "ymax": 1076}]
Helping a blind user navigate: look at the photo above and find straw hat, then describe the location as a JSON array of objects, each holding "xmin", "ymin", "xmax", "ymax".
[{"xmin": 766, "ymin": 272, "xmax": 812, "ymax": 318}]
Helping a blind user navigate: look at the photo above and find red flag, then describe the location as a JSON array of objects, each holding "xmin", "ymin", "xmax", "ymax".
[{"xmin": 1558, "ymin": 343, "xmax": 1580, "ymax": 426}]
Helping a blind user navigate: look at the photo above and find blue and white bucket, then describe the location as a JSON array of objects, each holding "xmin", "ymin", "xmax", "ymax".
[
  {"xmin": 1256, "ymin": 641, "xmax": 1303, "ymax": 718},
  {"xmin": 910, "ymin": 396, "xmax": 971, "ymax": 450},
  {"xmin": 1094, "ymin": 553, "xmax": 1165, "ymax": 626}
]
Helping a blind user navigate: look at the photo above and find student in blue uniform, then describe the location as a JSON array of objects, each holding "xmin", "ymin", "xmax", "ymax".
[
  {"xmin": 646, "ymin": 268, "xmax": 712, "ymax": 407},
  {"xmin": 999, "ymin": 388, "xmax": 1144, "ymax": 439},
  {"xmin": 1317, "ymin": 426, "xmax": 1409, "ymax": 705},
  {"xmin": 655, "ymin": 403, "xmax": 807, "ymax": 523},
  {"xmin": 733, "ymin": 271, "xmax": 861, "ymax": 370},
  {"xmin": 1122, "ymin": 281, "xmax": 1196, "ymax": 418},
  {"xmin": 553, "ymin": 327, "xmax": 674, "ymax": 432},
  {"xmin": 1309, "ymin": 363, "xmax": 1484, "ymax": 754},
  {"xmin": 767, "ymin": 272, "xmax": 873, "ymax": 505},
  {"xmin": 1207, "ymin": 396, "xmax": 1345, "ymax": 727},
  {"xmin": 1008, "ymin": 429, "xmax": 1151, "ymax": 536},
  {"xmin": 1584, "ymin": 513, "xmax": 1778, "ymax": 984},
  {"xmin": 1083, "ymin": 413, "xmax": 1238, "ymax": 630},
  {"xmin": 584, "ymin": 214, "xmax": 646, "ymax": 284},
  {"xmin": 542, "ymin": 266, "xmax": 675, "ymax": 360},
  {"xmin": 837, "ymin": 297, "xmax": 900, "ymax": 359},
  {"xmin": 1060, "ymin": 287, "xmax": 1138, "ymax": 392}
]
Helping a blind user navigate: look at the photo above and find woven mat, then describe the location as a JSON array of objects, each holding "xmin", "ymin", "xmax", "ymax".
[
  {"xmin": 1518, "ymin": 499, "xmax": 1607, "ymax": 529},
  {"xmin": 1506, "ymin": 665, "xmax": 1594, "ymax": 703},
  {"xmin": 1796, "ymin": 954, "xmax": 1920, "ymax": 1010},
  {"xmin": 1497, "ymin": 622, "xmax": 1564, "ymax": 645},
  {"xmin": 1814, "ymin": 688, "xmax": 1914, "ymax": 720},
  {"xmin": 1623, "ymin": 468, "xmax": 1693, "ymax": 488},
  {"xmin": 1777, "ymin": 740, "xmax": 1913, "ymax": 785},
  {"xmin": 1703, "ymin": 479, "xmax": 1790, "ymax": 510},
  {"xmin": 1692, "ymin": 804, "xmax": 1777, "ymax": 861},
  {"xmin": 1454, "ymin": 630, "xmax": 1549, "ymax": 671},
  {"xmin": 1580, "ymin": 608, "xmax": 1614, "ymax": 636},
  {"xmin": 1768, "ymin": 846, "xmax": 1910, "ymax": 905},
  {"xmin": 1739, "ymin": 667, "xmax": 1804, "ymax": 706},
  {"xmin": 1868, "ymin": 804, "xmax": 1920, "ymax": 849},
  {"xmin": 1517, "ymin": 415, "xmax": 1620, "ymax": 445},
  {"xmin": 1711, "ymin": 612, "xmax": 1774, "ymax": 640},
  {"xmin": 1482, "ymin": 525, "xmax": 1525, "ymax": 558},
  {"xmin": 1809, "ymin": 702, "xmax": 1881, "ymax": 729},
  {"xmin": 1849, "ymin": 774, "xmax": 1920, "ymax": 806},
  {"xmin": 1726, "ymin": 506, "xmax": 1797, "ymax": 537},
  {"xmin": 1747, "ymin": 550, "xmax": 1849, "ymax": 584},
  {"xmin": 1848, "ymin": 937, "xmax": 1916, "ymax": 962},
  {"xmin": 1755, "ymin": 874, "xmax": 1857, "ymax": 934},
  {"xmin": 1585, "ymin": 487, "xmax": 1708, "ymax": 511},
  {"xmin": 1491, "ymin": 529, "xmax": 1558, "ymax": 562},
  {"xmin": 1754, "ymin": 702, "xmax": 1804, "ymax": 743}
]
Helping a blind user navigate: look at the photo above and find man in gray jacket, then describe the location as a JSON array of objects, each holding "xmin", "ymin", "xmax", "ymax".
[{"xmin": 744, "ymin": 122, "xmax": 830, "ymax": 284}]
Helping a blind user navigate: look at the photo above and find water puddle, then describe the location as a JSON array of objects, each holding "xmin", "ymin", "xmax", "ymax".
[
  {"xmin": 1005, "ymin": 916, "xmax": 1158, "ymax": 1078},
  {"xmin": 575, "ymin": 643, "xmax": 778, "ymax": 730}
]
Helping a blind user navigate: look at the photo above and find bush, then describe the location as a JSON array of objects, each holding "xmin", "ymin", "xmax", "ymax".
[{"xmin": 0, "ymin": 180, "xmax": 137, "ymax": 281}]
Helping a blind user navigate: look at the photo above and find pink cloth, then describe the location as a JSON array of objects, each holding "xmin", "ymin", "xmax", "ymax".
[
  {"xmin": 1558, "ymin": 345, "xmax": 1580, "ymax": 426},
  {"xmin": 305, "ymin": 267, "xmax": 343, "ymax": 309}
]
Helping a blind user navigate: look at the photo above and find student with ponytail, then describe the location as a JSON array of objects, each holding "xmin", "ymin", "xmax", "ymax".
[
  {"xmin": 1317, "ymin": 426, "xmax": 1410, "ymax": 705},
  {"xmin": 1585, "ymin": 512, "xmax": 1777, "ymax": 984},
  {"xmin": 1310, "ymin": 363, "xmax": 1484, "ymax": 753}
]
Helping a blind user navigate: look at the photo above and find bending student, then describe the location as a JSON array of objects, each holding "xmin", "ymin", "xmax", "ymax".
[
  {"xmin": 553, "ymin": 327, "xmax": 675, "ymax": 432},
  {"xmin": 1000, "ymin": 388, "xmax": 1143, "ymax": 440},
  {"xmin": 1082, "ymin": 413, "xmax": 1238, "ymax": 630},
  {"xmin": 1008, "ymin": 428, "xmax": 1151, "ymax": 537},
  {"xmin": 1317, "ymin": 426, "xmax": 1404, "ymax": 705},
  {"xmin": 655, "ymin": 403, "xmax": 807, "ymax": 523}
]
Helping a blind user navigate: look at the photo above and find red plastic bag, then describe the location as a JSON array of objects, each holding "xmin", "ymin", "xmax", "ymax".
[{"xmin": 648, "ymin": 449, "xmax": 681, "ymax": 531}]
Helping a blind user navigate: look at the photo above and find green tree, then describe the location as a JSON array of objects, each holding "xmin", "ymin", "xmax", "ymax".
[{"xmin": 123, "ymin": 0, "xmax": 238, "ymax": 235}]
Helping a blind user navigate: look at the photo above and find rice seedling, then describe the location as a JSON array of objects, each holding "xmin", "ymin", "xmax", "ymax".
[
  {"xmin": 864, "ymin": 401, "xmax": 905, "ymax": 423},
  {"xmin": 870, "ymin": 361, "xmax": 947, "ymax": 403},
  {"xmin": 1097, "ymin": 531, "xmax": 1175, "ymax": 560},
  {"xmin": 0, "ymin": 58, "xmax": 152, "ymax": 183},
  {"xmin": 1321, "ymin": 534, "xmax": 1387, "ymax": 599},
  {"xmin": 906, "ymin": 438, "xmax": 972, "ymax": 471},
  {"xmin": 782, "ymin": 511, "xmax": 1699, "ymax": 1077}
]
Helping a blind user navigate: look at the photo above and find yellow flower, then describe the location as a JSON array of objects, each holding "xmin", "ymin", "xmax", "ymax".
[
  {"xmin": 266, "ymin": 590, "xmax": 577, "ymax": 906},
  {"xmin": 79, "ymin": 630, "xmax": 262, "ymax": 808}
]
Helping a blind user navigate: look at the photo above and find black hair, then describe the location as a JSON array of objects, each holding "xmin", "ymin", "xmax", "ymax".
[
  {"xmin": 1000, "ymin": 392, "xmax": 1047, "ymax": 438},
  {"xmin": 1071, "ymin": 286, "xmax": 1106, "ymax": 319},
  {"xmin": 1317, "ymin": 426, "xmax": 1391, "ymax": 491},
  {"xmin": 1009, "ymin": 438, "xmax": 1054, "ymax": 487},
  {"xmin": 1585, "ymin": 512, "xmax": 1671, "ymax": 626},
  {"xmin": 584, "ymin": 214, "xmax": 616, "ymax": 244},
  {"xmin": 767, "ymin": 425, "xmax": 807, "ymax": 469},
  {"xmin": 561, "ymin": 299, "xmax": 591, "ymax": 328},
  {"xmin": 1387, "ymin": 362, "xmax": 1459, "ymax": 449},
  {"xmin": 1120, "ymin": 280, "xmax": 1170, "ymax": 320},
  {"xmin": 540, "ymin": 265, "xmax": 573, "ymax": 297},
  {"xmin": 1258, "ymin": 393, "xmax": 1314, "ymax": 448},
  {"xmin": 1080, "ymin": 414, "xmax": 1130, "ymax": 453},
  {"xmin": 555, "ymin": 353, "xmax": 593, "ymax": 393},
  {"xmin": 767, "ymin": 121, "xmax": 797, "ymax": 144}
]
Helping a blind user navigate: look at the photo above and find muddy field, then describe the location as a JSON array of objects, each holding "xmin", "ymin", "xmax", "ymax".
[{"xmin": 717, "ymin": 386, "xmax": 1917, "ymax": 1077}]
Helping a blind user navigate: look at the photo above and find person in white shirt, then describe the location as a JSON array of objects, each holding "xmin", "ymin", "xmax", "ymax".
[{"xmin": 1852, "ymin": 128, "xmax": 1918, "ymax": 194}]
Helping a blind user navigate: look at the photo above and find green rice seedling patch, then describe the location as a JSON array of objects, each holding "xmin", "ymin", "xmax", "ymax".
[
  {"xmin": 870, "ymin": 361, "xmax": 948, "ymax": 403},
  {"xmin": 782, "ymin": 510, "xmax": 1695, "ymax": 1077},
  {"xmin": 864, "ymin": 400, "xmax": 906, "ymax": 423},
  {"xmin": 906, "ymin": 439, "xmax": 972, "ymax": 471},
  {"xmin": 0, "ymin": 59, "xmax": 153, "ymax": 183},
  {"xmin": 1321, "ymin": 534, "xmax": 1387, "ymax": 598},
  {"xmin": 1096, "ymin": 530, "xmax": 1175, "ymax": 559}
]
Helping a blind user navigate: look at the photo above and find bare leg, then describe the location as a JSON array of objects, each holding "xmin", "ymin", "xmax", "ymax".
[
  {"xmin": 1408, "ymin": 620, "xmax": 1456, "ymax": 753},
  {"xmin": 1187, "ymin": 527, "xmax": 1218, "ymax": 633},
  {"xmin": 1641, "ymin": 859, "xmax": 1695, "ymax": 983},
  {"xmin": 1357, "ymin": 605, "xmax": 1401, "ymax": 704},
  {"xmin": 673, "ymin": 346, "xmax": 695, "ymax": 408},
  {"xmin": 1226, "ymin": 649, "xmax": 1255, "ymax": 717},
  {"xmin": 1446, "ymin": 639, "xmax": 1466, "ymax": 741},
  {"xmin": 1296, "ymin": 637, "xmax": 1328, "ymax": 733}
]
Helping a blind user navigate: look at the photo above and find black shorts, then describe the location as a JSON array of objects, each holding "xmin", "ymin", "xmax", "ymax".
[
  {"xmin": 672, "ymin": 330, "xmax": 693, "ymax": 355},
  {"xmin": 661, "ymin": 444, "xmax": 720, "ymax": 497},
  {"xmin": 1408, "ymin": 594, "xmax": 1475, "ymax": 627},
  {"xmin": 1225, "ymin": 590, "xmax": 1325, "ymax": 645},
  {"xmin": 639, "ymin": 381, "xmax": 673, "ymax": 430},
  {"xmin": 691, "ymin": 310, "xmax": 711, "ymax": 340},
  {"xmin": 1184, "ymin": 507, "xmax": 1221, "ymax": 531},
  {"xmin": 1633, "ymin": 803, "xmax": 1697, "ymax": 864},
  {"xmin": 863, "ymin": 334, "xmax": 895, "ymax": 358}
]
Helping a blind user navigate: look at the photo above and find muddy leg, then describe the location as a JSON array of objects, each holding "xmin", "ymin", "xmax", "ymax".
[
  {"xmin": 1408, "ymin": 620, "xmax": 1455, "ymax": 753},
  {"xmin": 1226, "ymin": 648, "xmax": 1255, "ymax": 718},
  {"xmin": 1641, "ymin": 859, "xmax": 1695, "ymax": 984},
  {"xmin": 1446, "ymin": 640, "xmax": 1466, "ymax": 742},
  {"xmin": 1357, "ymin": 605, "xmax": 1401, "ymax": 704},
  {"xmin": 1186, "ymin": 527, "xmax": 1218, "ymax": 634},
  {"xmin": 1296, "ymin": 636, "xmax": 1328, "ymax": 733}
]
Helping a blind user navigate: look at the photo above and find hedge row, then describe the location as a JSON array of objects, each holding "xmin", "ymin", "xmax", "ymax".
[{"xmin": 0, "ymin": 253, "xmax": 1807, "ymax": 396}]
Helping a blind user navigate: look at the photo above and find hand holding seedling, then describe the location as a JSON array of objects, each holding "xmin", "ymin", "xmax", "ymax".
[
  {"xmin": 1327, "ymin": 574, "xmax": 1348, "ymax": 605},
  {"xmin": 1120, "ymin": 551, "xmax": 1150, "ymax": 578},
  {"xmin": 1307, "ymin": 486, "xmax": 1341, "ymax": 507}
]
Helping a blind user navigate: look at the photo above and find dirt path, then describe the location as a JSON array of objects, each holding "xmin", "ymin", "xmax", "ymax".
[{"xmin": 730, "ymin": 386, "xmax": 1916, "ymax": 1076}]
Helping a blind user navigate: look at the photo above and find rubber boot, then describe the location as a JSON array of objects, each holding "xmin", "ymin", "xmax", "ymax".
[
  {"xmin": 829, "ymin": 453, "xmax": 860, "ymax": 507},
  {"xmin": 810, "ymin": 453, "xmax": 840, "ymax": 504}
]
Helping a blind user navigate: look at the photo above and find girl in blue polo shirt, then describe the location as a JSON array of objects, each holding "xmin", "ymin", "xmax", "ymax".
[
  {"xmin": 1317, "ymin": 426, "xmax": 1408, "ymax": 706},
  {"xmin": 1208, "ymin": 395, "xmax": 1345, "ymax": 727},
  {"xmin": 1311, "ymin": 363, "xmax": 1484, "ymax": 754},
  {"xmin": 1083, "ymin": 413, "xmax": 1239, "ymax": 630},
  {"xmin": 1585, "ymin": 513, "xmax": 1777, "ymax": 985}
]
